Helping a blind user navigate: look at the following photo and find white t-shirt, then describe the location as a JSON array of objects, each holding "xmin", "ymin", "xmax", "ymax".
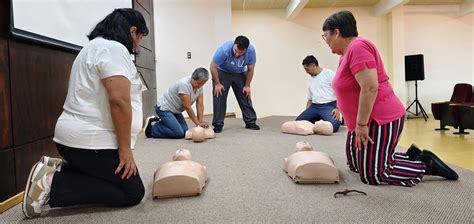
[
  {"xmin": 307, "ymin": 68, "xmax": 336, "ymax": 104},
  {"xmin": 53, "ymin": 37, "xmax": 144, "ymax": 150},
  {"xmin": 157, "ymin": 76, "xmax": 203, "ymax": 114}
]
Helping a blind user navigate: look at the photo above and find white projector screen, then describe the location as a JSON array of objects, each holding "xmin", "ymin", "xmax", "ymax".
[{"xmin": 11, "ymin": 0, "xmax": 133, "ymax": 52}]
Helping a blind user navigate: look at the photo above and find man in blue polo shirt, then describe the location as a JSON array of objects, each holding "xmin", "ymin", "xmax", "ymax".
[{"xmin": 210, "ymin": 35, "xmax": 259, "ymax": 133}]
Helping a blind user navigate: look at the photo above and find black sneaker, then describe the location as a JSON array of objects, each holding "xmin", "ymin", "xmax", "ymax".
[
  {"xmin": 144, "ymin": 116, "xmax": 159, "ymax": 138},
  {"xmin": 213, "ymin": 126, "xmax": 223, "ymax": 133},
  {"xmin": 421, "ymin": 150, "xmax": 459, "ymax": 180},
  {"xmin": 406, "ymin": 144, "xmax": 422, "ymax": 161},
  {"xmin": 245, "ymin": 123, "xmax": 260, "ymax": 130}
]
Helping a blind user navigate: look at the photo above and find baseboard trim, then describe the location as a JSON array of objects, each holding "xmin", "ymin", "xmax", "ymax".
[
  {"xmin": 0, "ymin": 192, "xmax": 23, "ymax": 214},
  {"xmin": 202, "ymin": 112, "xmax": 236, "ymax": 118},
  {"xmin": 225, "ymin": 112, "xmax": 236, "ymax": 118}
]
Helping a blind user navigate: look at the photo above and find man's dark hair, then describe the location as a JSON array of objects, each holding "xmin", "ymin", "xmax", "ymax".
[
  {"xmin": 234, "ymin": 35, "xmax": 250, "ymax": 50},
  {"xmin": 322, "ymin": 10, "xmax": 358, "ymax": 38},
  {"xmin": 88, "ymin": 8, "xmax": 149, "ymax": 54},
  {"xmin": 302, "ymin": 55, "xmax": 319, "ymax": 66}
]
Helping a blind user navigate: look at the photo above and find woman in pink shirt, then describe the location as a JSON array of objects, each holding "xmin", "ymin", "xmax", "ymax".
[{"xmin": 322, "ymin": 10, "xmax": 458, "ymax": 186}]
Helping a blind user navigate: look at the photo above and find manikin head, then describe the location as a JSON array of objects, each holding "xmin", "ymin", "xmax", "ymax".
[
  {"xmin": 173, "ymin": 149, "xmax": 192, "ymax": 161},
  {"xmin": 185, "ymin": 126, "xmax": 215, "ymax": 142},
  {"xmin": 191, "ymin": 126, "xmax": 206, "ymax": 142},
  {"xmin": 313, "ymin": 120, "xmax": 334, "ymax": 135},
  {"xmin": 295, "ymin": 141, "xmax": 314, "ymax": 152}
]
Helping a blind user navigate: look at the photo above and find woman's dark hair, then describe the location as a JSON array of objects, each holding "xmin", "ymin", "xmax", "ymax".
[
  {"xmin": 322, "ymin": 10, "xmax": 358, "ymax": 38},
  {"xmin": 88, "ymin": 8, "xmax": 149, "ymax": 54},
  {"xmin": 234, "ymin": 35, "xmax": 250, "ymax": 50},
  {"xmin": 302, "ymin": 55, "xmax": 318, "ymax": 66}
]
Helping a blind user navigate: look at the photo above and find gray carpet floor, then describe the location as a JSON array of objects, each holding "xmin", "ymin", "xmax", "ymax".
[{"xmin": 2, "ymin": 116, "xmax": 473, "ymax": 223}]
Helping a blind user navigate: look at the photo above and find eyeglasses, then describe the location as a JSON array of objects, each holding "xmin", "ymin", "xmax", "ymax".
[{"xmin": 322, "ymin": 30, "xmax": 333, "ymax": 41}]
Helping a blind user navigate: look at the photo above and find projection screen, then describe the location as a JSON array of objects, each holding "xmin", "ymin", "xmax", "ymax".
[{"xmin": 11, "ymin": 0, "xmax": 133, "ymax": 52}]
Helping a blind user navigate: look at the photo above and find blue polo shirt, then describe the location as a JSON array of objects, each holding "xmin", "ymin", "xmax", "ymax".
[{"xmin": 212, "ymin": 40, "xmax": 256, "ymax": 74}]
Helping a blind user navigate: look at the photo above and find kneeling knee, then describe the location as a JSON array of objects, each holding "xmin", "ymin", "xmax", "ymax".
[
  {"xmin": 331, "ymin": 121, "xmax": 341, "ymax": 132},
  {"xmin": 123, "ymin": 183, "xmax": 145, "ymax": 207},
  {"xmin": 172, "ymin": 131, "xmax": 185, "ymax": 139},
  {"xmin": 332, "ymin": 125, "xmax": 340, "ymax": 133}
]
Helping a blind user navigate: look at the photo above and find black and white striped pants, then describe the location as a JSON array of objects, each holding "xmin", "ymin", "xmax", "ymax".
[{"xmin": 345, "ymin": 116, "xmax": 425, "ymax": 187}]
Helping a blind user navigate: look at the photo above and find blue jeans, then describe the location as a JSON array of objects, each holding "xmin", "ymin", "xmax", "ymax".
[
  {"xmin": 296, "ymin": 101, "xmax": 341, "ymax": 132},
  {"xmin": 151, "ymin": 106, "xmax": 188, "ymax": 139}
]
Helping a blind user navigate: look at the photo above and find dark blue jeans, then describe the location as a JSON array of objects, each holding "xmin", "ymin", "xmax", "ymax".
[
  {"xmin": 296, "ymin": 101, "xmax": 341, "ymax": 132},
  {"xmin": 151, "ymin": 106, "xmax": 188, "ymax": 139}
]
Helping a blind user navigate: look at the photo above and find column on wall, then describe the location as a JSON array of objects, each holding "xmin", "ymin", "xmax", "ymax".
[{"xmin": 387, "ymin": 6, "xmax": 407, "ymax": 106}]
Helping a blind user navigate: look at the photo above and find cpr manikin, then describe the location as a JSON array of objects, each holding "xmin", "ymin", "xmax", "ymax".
[
  {"xmin": 152, "ymin": 149, "xmax": 208, "ymax": 198},
  {"xmin": 281, "ymin": 120, "xmax": 314, "ymax": 135},
  {"xmin": 313, "ymin": 120, "xmax": 333, "ymax": 136},
  {"xmin": 283, "ymin": 141, "xmax": 339, "ymax": 183},
  {"xmin": 185, "ymin": 126, "xmax": 215, "ymax": 142}
]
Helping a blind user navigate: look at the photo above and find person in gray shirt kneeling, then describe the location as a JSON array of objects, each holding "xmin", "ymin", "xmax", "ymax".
[{"xmin": 145, "ymin": 68, "xmax": 209, "ymax": 139}]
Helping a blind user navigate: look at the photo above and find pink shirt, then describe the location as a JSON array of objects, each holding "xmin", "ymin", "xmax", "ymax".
[{"xmin": 332, "ymin": 37, "xmax": 405, "ymax": 131}]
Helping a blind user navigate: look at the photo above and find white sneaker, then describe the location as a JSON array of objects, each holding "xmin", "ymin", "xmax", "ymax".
[
  {"xmin": 22, "ymin": 162, "xmax": 56, "ymax": 218},
  {"xmin": 39, "ymin": 156, "xmax": 63, "ymax": 171},
  {"xmin": 144, "ymin": 116, "xmax": 159, "ymax": 138}
]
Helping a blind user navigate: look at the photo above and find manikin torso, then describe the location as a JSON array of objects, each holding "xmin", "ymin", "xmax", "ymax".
[
  {"xmin": 281, "ymin": 120, "xmax": 314, "ymax": 135},
  {"xmin": 152, "ymin": 149, "xmax": 208, "ymax": 198},
  {"xmin": 283, "ymin": 141, "xmax": 339, "ymax": 183}
]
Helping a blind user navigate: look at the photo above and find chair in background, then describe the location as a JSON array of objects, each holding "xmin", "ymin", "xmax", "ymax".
[
  {"xmin": 457, "ymin": 97, "xmax": 474, "ymax": 134},
  {"xmin": 431, "ymin": 83, "xmax": 472, "ymax": 131}
]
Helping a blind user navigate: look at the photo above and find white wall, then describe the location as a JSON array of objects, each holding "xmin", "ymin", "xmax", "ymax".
[
  {"xmin": 404, "ymin": 12, "xmax": 473, "ymax": 114},
  {"xmin": 153, "ymin": 0, "xmax": 233, "ymax": 116},
  {"xmin": 232, "ymin": 7, "xmax": 389, "ymax": 118},
  {"xmin": 387, "ymin": 6, "xmax": 407, "ymax": 106}
]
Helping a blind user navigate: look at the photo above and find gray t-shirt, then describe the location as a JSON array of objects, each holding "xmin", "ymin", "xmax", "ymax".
[{"xmin": 157, "ymin": 76, "xmax": 203, "ymax": 113}]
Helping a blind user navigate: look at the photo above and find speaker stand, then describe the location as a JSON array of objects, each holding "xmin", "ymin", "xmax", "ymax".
[{"xmin": 406, "ymin": 80, "xmax": 429, "ymax": 121}]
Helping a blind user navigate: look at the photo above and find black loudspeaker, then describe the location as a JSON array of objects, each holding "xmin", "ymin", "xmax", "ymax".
[{"xmin": 405, "ymin": 54, "xmax": 425, "ymax": 81}]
